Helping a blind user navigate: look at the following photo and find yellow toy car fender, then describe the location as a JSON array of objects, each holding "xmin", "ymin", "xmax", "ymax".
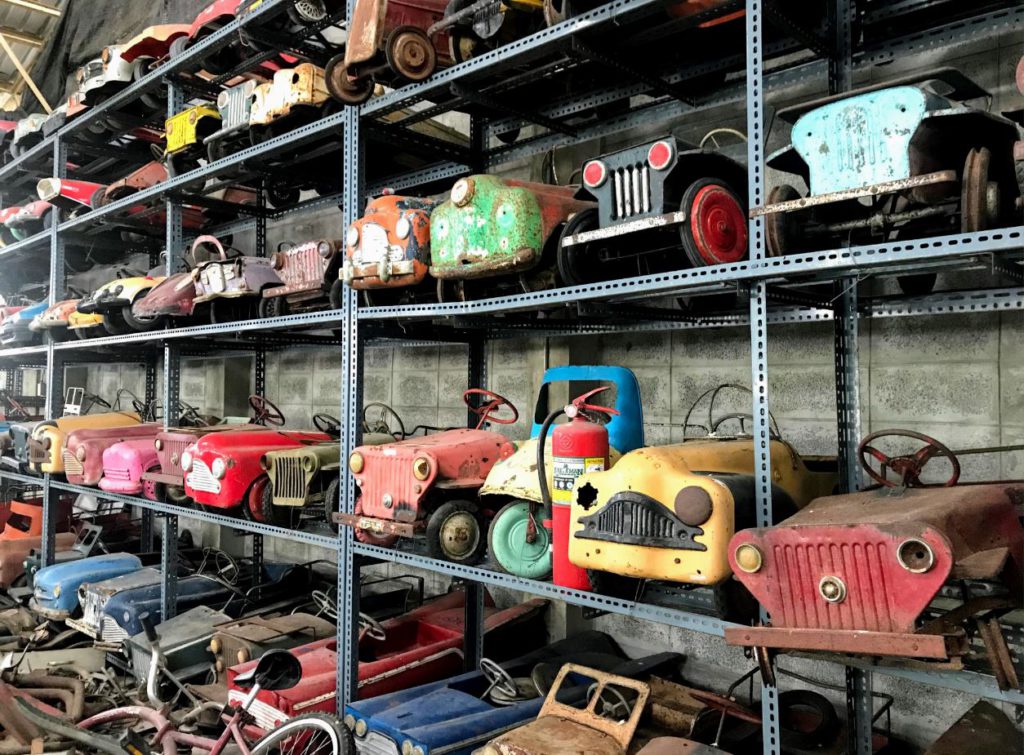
[
  {"xmin": 66, "ymin": 309, "xmax": 104, "ymax": 337},
  {"xmin": 28, "ymin": 411, "xmax": 141, "ymax": 474},
  {"xmin": 165, "ymin": 105, "xmax": 221, "ymax": 156},
  {"xmin": 249, "ymin": 63, "xmax": 329, "ymax": 126},
  {"xmin": 569, "ymin": 438, "xmax": 838, "ymax": 586}
]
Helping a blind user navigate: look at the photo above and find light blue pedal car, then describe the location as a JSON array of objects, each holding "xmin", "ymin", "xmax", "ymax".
[{"xmin": 30, "ymin": 552, "xmax": 143, "ymax": 620}]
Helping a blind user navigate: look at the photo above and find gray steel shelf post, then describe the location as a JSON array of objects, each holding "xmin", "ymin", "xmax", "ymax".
[
  {"xmin": 338, "ymin": 91, "xmax": 361, "ymax": 709},
  {"xmin": 745, "ymin": 2, "xmax": 780, "ymax": 753},
  {"xmin": 141, "ymin": 356, "xmax": 159, "ymax": 550}
]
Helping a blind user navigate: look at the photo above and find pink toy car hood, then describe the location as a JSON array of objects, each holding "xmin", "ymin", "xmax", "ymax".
[
  {"xmin": 133, "ymin": 272, "xmax": 196, "ymax": 318},
  {"xmin": 64, "ymin": 423, "xmax": 162, "ymax": 487},
  {"xmin": 100, "ymin": 438, "xmax": 161, "ymax": 499}
]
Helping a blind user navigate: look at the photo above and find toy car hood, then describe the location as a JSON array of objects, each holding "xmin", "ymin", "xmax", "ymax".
[
  {"xmin": 118, "ymin": 24, "xmax": 191, "ymax": 62},
  {"xmin": 32, "ymin": 552, "xmax": 143, "ymax": 612},
  {"xmin": 11, "ymin": 302, "xmax": 46, "ymax": 323},
  {"xmin": 0, "ymin": 207, "xmax": 21, "ymax": 225},
  {"xmin": 8, "ymin": 201, "xmax": 50, "ymax": 226},
  {"xmin": 85, "ymin": 276, "xmax": 166, "ymax": 310},
  {"xmin": 195, "ymin": 427, "xmax": 330, "ymax": 455},
  {"xmin": 31, "ymin": 299, "xmax": 80, "ymax": 330},
  {"xmin": 264, "ymin": 441, "xmax": 340, "ymax": 474},
  {"xmin": 13, "ymin": 114, "xmax": 46, "ymax": 143},
  {"xmin": 133, "ymin": 272, "xmax": 196, "ymax": 318}
]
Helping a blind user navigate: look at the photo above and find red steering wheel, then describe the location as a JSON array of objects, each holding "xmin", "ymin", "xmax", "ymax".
[
  {"xmin": 249, "ymin": 395, "xmax": 286, "ymax": 427},
  {"xmin": 463, "ymin": 389, "xmax": 518, "ymax": 429},
  {"xmin": 859, "ymin": 429, "xmax": 960, "ymax": 488}
]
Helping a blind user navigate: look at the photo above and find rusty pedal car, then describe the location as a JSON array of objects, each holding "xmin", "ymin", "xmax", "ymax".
[
  {"xmin": 560, "ymin": 136, "xmax": 748, "ymax": 285},
  {"xmin": 249, "ymin": 63, "xmax": 331, "ymax": 141},
  {"xmin": 325, "ymin": 0, "xmax": 454, "ymax": 104},
  {"xmin": 191, "ymin": 235, "xmax": 284, "ymax": 323},
  {"xmin": 258, "ymin": 239, "xmax": 343, "ymax": 318},
  {"xmin": 429, "ymin": 175, "xmax": 595, "ymax": 301},
  {"xmin": 755, "ymin": 68, "xmax": 1021, "ymax": 293},
  {"xmin": 726, "ymin": 429, "xmax": 1024, "ymax": 688}
]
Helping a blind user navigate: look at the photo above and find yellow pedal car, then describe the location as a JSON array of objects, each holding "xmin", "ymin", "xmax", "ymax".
[
  {"xmin": 77, "ymin": 270, "xmax": 167, "ymax": 334},
  {"xmin": 66, "ymin": 309, "xmax": 104, "ymax": 339},
  {"xmin": 159, "ymin": 104, "xmax": 221, "ymax": 173},
  {"xmin": 569, "ymin": 385, "xmax": 838, "ymax": 606}
]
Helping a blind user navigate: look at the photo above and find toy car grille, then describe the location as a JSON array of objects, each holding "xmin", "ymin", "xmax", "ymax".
[
  {"xmin": 62, "ymin": 450, "xmax": 83, "ymax": 476},
  {"xmin": 612, "ymin": 164, "xmax": 652, "ymax": 220},
  {"xmin": 100, "ymin": 618, "xmax": 129, "ymax": 645},
  {"xmin": 160, "ymin": 439, "xmax": 190, "ymax": 474},
  {"xmin": 355, "ymin": 224, "xmax": 390, "ymax": 263},
  {"xmin": 272, "ymin": 457, "xmax": 306, "ymax": 502},
  {"xmin": 222, "ymin": 85, "xmax": 251, "ymax": 129},
  {"xmin": 278, "ymin": 242, "xmax": 328, "ymax": 286},
  {"xmin": 103, "ymin": 465, "xmax": 132, "ymax": 482},
  {"xmin": 186, "ymin": 459, "xmax": 221, "ymax": 494},
  {"xmin": 357, "ymin": 732, "xmax": 400, "ymax": 755}
]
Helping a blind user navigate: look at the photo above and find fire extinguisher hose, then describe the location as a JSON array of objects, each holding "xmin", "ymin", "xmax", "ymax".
[{"xmin": 533, "ymin": 407, "xmax": 565, "ymax": 544}]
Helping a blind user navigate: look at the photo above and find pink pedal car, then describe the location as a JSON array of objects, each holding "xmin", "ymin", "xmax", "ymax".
[{"xmin": 99, "ymin": 438, "xmax": 162, "ymax": 500}]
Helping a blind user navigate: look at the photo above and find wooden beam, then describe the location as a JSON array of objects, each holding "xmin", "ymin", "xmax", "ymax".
[
  {"xmin": 0, "ymin": 27, "xmax": 43, "ymax": 47},
  {"xmin": 0, "ymin": 31, "xmax": 49, "ymax": 112},
  {"xmin": 0, "ymin": 0, "xmax": 60, "ymax": 17}
]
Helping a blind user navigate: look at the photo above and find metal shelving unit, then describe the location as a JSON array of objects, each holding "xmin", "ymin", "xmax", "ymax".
[{"xmin": 0, "ymin": 1, "xmax": 1020, "ymax": 753}]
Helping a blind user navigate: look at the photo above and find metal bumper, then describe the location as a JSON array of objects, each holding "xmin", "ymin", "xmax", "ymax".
[
  {"xmin": 724, "ymin": 625, "xmax": 968, "ymax": 659},
  {"xmin": 561, "ymin": 211, "xmax": 687, "ymax": 248},
  {"xmin": 141, "ymin": 470, "xmax": 184, "ymax": 486},
  {"xmin": 334, "ymin": 513, "xmax": 419, "ymax": 538}
]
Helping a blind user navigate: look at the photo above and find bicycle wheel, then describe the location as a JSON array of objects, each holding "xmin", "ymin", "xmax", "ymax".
[{"xmin": 250, "ymin": 713, "xmax": 354, "ymax": 755}]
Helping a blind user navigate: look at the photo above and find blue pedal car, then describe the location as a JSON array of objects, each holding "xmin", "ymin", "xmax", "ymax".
[
  {"xmin": 344, "ymin": 630, "xmax": 681, "ymax": 755},
  {"xmin": 31, "ymin": 552, "xmax": 143, "ymax": 620}
]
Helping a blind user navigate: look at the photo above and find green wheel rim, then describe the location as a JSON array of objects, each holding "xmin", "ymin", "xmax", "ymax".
[{"xmin": 490, "ymin": 500, "xmax": 552, "ymax": 579}]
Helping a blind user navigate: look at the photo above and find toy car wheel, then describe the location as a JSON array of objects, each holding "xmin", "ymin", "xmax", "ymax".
[
  {"xmin": 122, "ymin": 297, "xmax": 165, "ymax": 332},
  {"xmin": 765, "ymin": 184, "xmax": 799, "ymax": 257},
  {"xmin": 426, "ymin": 499, "xmax": 487, "ymax": 564},
  {"xmin": 448, "ymin": 28, "xmax": 478, "ymax": 64},
  {"xmin": 352, "ymin": 497, "xmax": 398, "ymax": 547},
  {"xmin": 102, "ymin": 309, "xmax": 129, "ymax": 336},
  {"xmin": 73, "ymin": 327, "xmax": 93, "ymax": 340},
  {"xmin": 243, "ymin": 475, "xmax": 272, "ymax": 523},
  {"xmin": 779, "ymin": 690, "xmax": 840, "ymax": 750},
  {"xmin": 386, "ymin": 26, "xmax": 437, "ymax": 82},
  {"xmin": 168, "ymin": 36, "xmax": 189, "ymax": 59},
  {"xmin": 259, "ymin": 480, "xmax": 305, "ymax": 530},
  {"xmin": 141, "ymin": 464, "xmax": 162, "ymax": 502},
  {"xmin": 488, "ymin": 500, "xmax": 552, "ymax": 579},
  {"xmin": 164, "ymin": 484, "xmax": 190, "ymax": 506},
  {"xmin": 556, "ymin": 207, "xmax": 601, "ymax": 286},
  {"xmin": 325, "ymin": 55, "xmax": 375, "ymax": 105},
  {"xmin": 206, "ymin": 138, "xmax": 230, "ymax": 165},
  {"xmin": 0, "ymin": 226, "xmax": 15, "ymax": 245},
  {"xmin": 328, "ymin": 278, "xmax": 346, "ymax": 310},
  {"xmin": 324, "ymin": 477, "xmax": 340, "ymax": 531},
  {"xmin": 267, "ymin": 182, "xmax": 301, "ymax": 208},
  {"xmin": 40, "ymin": 206, "xmax": 56, "ymax": 232},
  {"xmin": 586, "ymin": 569, "xmax": 644, "ymax": 601},
  {"xmin": 258, "ymin": 295, "xmax": 288, "ymax": 319},
  {"xmin": 961, "ymin": 146, "xmax": 999, "ymax": 233},
  {"xmin": 679, "ymin": 178, "xmax": 748, "ymax": 267}
]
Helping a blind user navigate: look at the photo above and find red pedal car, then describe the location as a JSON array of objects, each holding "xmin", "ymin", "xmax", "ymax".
[
  {"xmin": 338, "ymin": 389, "xmax": 518, "ymax": 564},
  {"xmin": 182, "ymin": 396, "xmax": 333, "ymax": 519},
  {"xmin": 226, "ymin": 590, "xmax": 547, "ymax": 733}
]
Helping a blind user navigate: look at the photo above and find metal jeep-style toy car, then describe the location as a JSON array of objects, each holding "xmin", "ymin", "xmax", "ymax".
[
  {"xmin": 259, "ymin": 238, "xmax": 343, "ymax": 318},
  {"xmin": 483, "ymin": 365, "xmax": 645, "ymax": 580},
  {"xmin": 205, "ymin": 80, "xmax": 259, "ymax": 162},
  {"xmin": 183, "ymin": 396, "xmax": 331, "ymax": 518},
  {"xmin": 191, "ymin": 235, "xmax": 285, "ymax": 322},
  {"xmin": 30, "ymin": 552, "xmax": 143, "ymax": 621},
  {"xmin": 338, "ymin": 389, "xmax": 519, "ymax": 563},
  {"xmin": 754, "ymin": 69, "xmax": 1021, "ymax": 278},
  {"xmin": 249, "ymin": 63, "xmax": 331, "ymax": 138},
  {"xmin": 160, "ymin": 104, "xmax": 222, "ymax": 174},
  {"xmin": 569, "ymin": 384, "xmax": 838, "ymax": 607},
  {"xmin": 63, "ymin": 420, "xmax": 161, "ymax": 487},
  {"xmin": 726, "ymin": 430, "xmax": 1024, "ymax": 680},
  {"xmin": 429, "ymin": 175, "xmax": 595, "ymax": 300},
  {"xmin": 339, "ymin": 194, "xmax": 439, "ymax": 303},
  {"xmin": 325, "ymin": 0, "xmax": 454, "ymax": 104},
  {"xmin": 560, "ymin": 136, "xmax": 748, "ymax": 285}
]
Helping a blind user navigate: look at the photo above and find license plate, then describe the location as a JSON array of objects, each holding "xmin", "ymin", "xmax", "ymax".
[{"xmin": 358, "ymin": 516, "xmax": 384, "ymax": 533}]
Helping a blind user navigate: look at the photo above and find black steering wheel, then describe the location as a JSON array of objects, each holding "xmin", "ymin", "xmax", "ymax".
[
  {"xmin": 859, "ymin": 429, "xmax": 961, "ymax": 488},
  {"xmin": 313, "ymin": 413, "xmax": 341, "ymax": 435},
  {"xmin": 681, "ymin": 383, "xmax": 781, "ymax": 439},
  {"xmin": 464, "ymin": 389, "xmax": 519, "ymax": 430},
  {"xmin": 86, "ymin": 393, "xmax": 112, "ymax": 410},
  {"xmin": 480, "ymin": 658, "xmax": 518, "ymax": 699},
  {"xmin": 362, "ymin": 402, "xmax": 406, "ymax": 439},
  {"xmin": 178, "ymin": 400, "xmax": 205, "ymax": 427},
  {"xmin": 249, "ymin": 395, "xmax": 286, "ymax": 427},
  {"xmin": 359, "ymin": 613, "xmax": 386, "ymax": 641}
]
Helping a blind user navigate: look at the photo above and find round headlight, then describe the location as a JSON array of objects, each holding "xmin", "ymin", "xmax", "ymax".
[
  {"xmin": 155, "ymin": 439, "xmax": 163, "ymax": 451},
  {"xmin": 412, "ymin": 457, "xmax": 430, "ymax": 481},
  {"xmin": 181, "ymin": 450, "xmax": 193, "ymax": 472},
  {"xmin": 354, "ymin": 719, "xmax": 367, "ymax": 738},
  {"xmin": 673, "ymin": 486, "xmax": 712, "ymax": 526},
  {"xmin": 101, "ymin": 47, "xmax": 112, "ymax": 64},
  {"xmin": 317, "ymin": 241, "xmax": 333, "ymax": 258},
  {"xmin": 237, "ymin": 648, "xmax": 249, "ymax": 664},
  {"xmin": 217, "ymin": 90, "xmax": 230, "ymax": 110},
  {"xmin": 413, "ymin": 747, "xmax": 424, "ymax": 755},
  {"xmin": 53, "ymin": 585, "xmax": 61, "ymax": 598},
  {"xmin": 395, "ymin": 215, "xmax": 411, "ymax": 240},
  {"xmin": 402, "ymin": 742, "xmax": 414, "ymax": 755},
  {"xmin": 211, "ymin": 457, "xmax": 227, "ymax": 479},
  {"xmin": 734, "ymin": 543, "xmax": 762, "ymax": 573},
  {"xmin": 343, "ymin": 714, "xmax": 356, "ymax": 731},
  {"xmin": 451, "ymin": 178, "xmax": 474, "ymax": 207},
  {"xmin": 479, "ymin": 746, "xmax": 501, "ymax": 755},
  {"xmin": 75, "ymin": 446, "xmax": 86, "ymax": 462},
  {"xmin": 114, "ymin": 285, "xmax": 124, "ymax": 295},
  {"xmin": 897, "ymin": 538, "xmax": 935, "ymax": 573},
  {"xmin": 210, "ymin": 638, "xmax": 221, "ymax": 653},
  {"xmin": 345, "ymin": 225, "xmax": 359, "ymax": 248},
  {"xmin": 303, "ymin": 455, "xmax": 315, "ymax": 472},
  {"xmin": 349, "ymin": 452, "xmax": 364, "ymax": 474}
]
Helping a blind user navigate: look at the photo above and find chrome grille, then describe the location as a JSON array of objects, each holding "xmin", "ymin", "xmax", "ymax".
[
  {"xmin": 100, "ymin": 618, "xmax": 129, "ymax": 645},
  {"xmin": 272, "ymin": 457, "xmax": 306, "ymax": 502},
  {"xmin": 278, "ymin": 243, "xmax": 328, "ymax": 287},
  {"xmin": 612, "ymin": 164, "xmax": 651, "ymax": 220},
  {"xmin": 186, "ymin": 459, "xmax": 220, "ymax": 494},
  {"xmin": 220, "ymin": 84, "xmax": 252, "ymax": 130},
  {"xmin": 62, "ymin": 450, "xmax": 83, "ymax": 476},
  {"xmin": 356, "ymin": 732, "xmax": 400, "ymax": 755}
]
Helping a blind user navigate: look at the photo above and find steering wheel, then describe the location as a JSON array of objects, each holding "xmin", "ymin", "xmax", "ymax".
[
  {"xmin": 249, "ymin": 395, "xmax": 286, "ymax": 427},
  {"xmin": 859, "ymin": 429, "xmax": 960, "ymax": 488},
  {"xmin": 480, "ymin": 658, "xmax": 518, "ymax": 699},
  {"xmin": 588, "ymin": 682, "xmax": 633, "ymax": 719},
  {"xmin": 310, "ymin": 589, "xmax": 338, "ymax": 620},
  {"xmin": 87, "ymin": 393, "xmax": 112, "ymax": 410},
  {"xmin": 178, "ymin": 400, "xmax": 205, "ymax": 427},
  {"xmin": 711, "ymin": 412, "xmax": 781, "ymax": 439},
  {"xmin": 358, "ymin": 613, "xmax": 386, "ymax": 642},
  {"xmin": 313, "ymin": 413, "xmax": 341, "ymax": 435},
  {"xmin": 463, "ymin": 389, "xmax": 519, "ymax": 429},
  {"xmin": 362, "ymin": 403, "xmax": 406, "ymax": 439}
]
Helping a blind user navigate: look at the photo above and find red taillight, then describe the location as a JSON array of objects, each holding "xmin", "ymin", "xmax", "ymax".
[
  {"xmin": 582, "ymin": 160, "xmax": 607, "ymax": 188},
  {"xmin": 647, "ymin": 140, "xmax": 674, "ymax": 170}
]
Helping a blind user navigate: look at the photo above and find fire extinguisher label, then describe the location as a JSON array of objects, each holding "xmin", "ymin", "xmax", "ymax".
[{"xmin": 552, "ymin": 457, "xmax": 606, "ymax": 504}]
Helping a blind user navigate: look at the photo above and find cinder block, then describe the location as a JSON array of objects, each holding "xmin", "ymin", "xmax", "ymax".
[
  {"xmin": 393, "ymin": 346, "xmax": 439, "ymax": 371},
  {"xmin": 390, "ymin": 406, "xmax": 440, "ymax": 434},
  {"xmin": 630, "ymin": 367, "xmax": 671, "ymax": 417},
  {"xmin": 642, "ymin": 415, "xmax": 672, "ymax": 446},
  {"xmin": 671, "ymin": 368, "xmax": 752, "ymax": 431},
  {"xmin": 672, "ymin": 327, "xmax": 749, "ymax": 364},
  {"xmin": 870, "ymin": 313, "xmax": 998, "ymax": 365},
  {"xmin": 597, "ymin": 333, "xmax": 671, "ymax": 366},
  {"xmin": 278, "ymin": 404, "xmax": 312, "ymax": 429},
  {"xmin": 277, "ymin": 353, "xmax": 314, "ymax": 375},
  {"xmin": 436, "ymin": 407, "xmax": 468, "ymax": 430},
  {"xmin": 394, "ymin": 373, "xmax": 438, "ymax": 408},
  {"xmin": 278, "ymin": 374, "xmax": 311, "ymax": 402},
  {"xmin": 488, "ymin": 371, "xmax": 534, "ymax": 416},
  {"xmin": 1001, "ymin": 365, "xmax": 1024, "ymax": 425},
  {"xmin": 362, "ymin": 372, "xmax": 392, "ymax": 405},
  {"xmin": 999, "ymin": 425, "xmax": 1024, "ymax": 479},
  {"xmin": 871, "ymin": 364, "xmax": 999, "ymax": 424},
  {"xmin": 438, "ymin": 371, "xmax": 468, "ymax": 408},
  {"xmin": 767, "ymin": 366, "xmax": 837, "ymax": 420},
  {"xmin": 314, "ymin": 351, "xmax": 341, "ymax": 374},
  {"xmin": 776, "ymin": 419, "xmax": 839, "ymax": 456},
  {"xmin": 768, "ymin": 322, "xmax": 834, "ymax": 365},
  {"xmin": 364, "ymin": 347, "xmax": 393, "ymax": 371}
]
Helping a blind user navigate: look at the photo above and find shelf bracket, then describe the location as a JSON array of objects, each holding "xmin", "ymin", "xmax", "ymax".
[
  {"xmin": 449, "ymin": 83, "xmax": 576, "ymax": 137},
  {"xmin": 569, "ymin": 37, "xmax": 696, "ymax": 106}
]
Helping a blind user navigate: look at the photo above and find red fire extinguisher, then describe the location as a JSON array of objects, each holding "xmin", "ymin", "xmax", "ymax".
[{"xmin": 537, "ymin": 387, "xmax": 618, "ymax": 590}]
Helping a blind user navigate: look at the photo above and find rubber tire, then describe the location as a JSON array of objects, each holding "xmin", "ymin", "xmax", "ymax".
[
  {"xmin": 324, "ymin": 476, "xmax": 340, "ymax": 532},
  {"xmin": 426, "ymin": 499, "xmax": 487, "ymax": 564},
  {"xmin": 586, "ymin": 569, "xmax": 644, "ymax": 601},
  {"xmin": 258, "ymin": 295, "xmax": 287, "ymax": 319},
  {"xmin": 679, "ymin": 178, "xmax": 747, "ymax": 268},
  {"xmin": 122, "ymin": 295, "xmax": 165, "ymax": 332},
  {"xmin": 164, "ymin": 485, "xmax": 190, "ymax": 506},
  {"xmin": 555, "ymin": 207, "xmax": 601, "ymax": 286},
  {"xmin": 488, "ymin": 500, "xmax": 552, "ymax": 579},
  {"xmin": 778, "ymin": 689, "xmax": 841, "ymax": 751},
  {"xmin": 243, "ymin": 475, "xmax": 271, "ymax": 523},
  {"xmin": 329, "ymin": 278, "xmax": 345, "ymax": 310},
  {"xmin": 250, "ymin": 712, "xmax": 354, "ymax": 755},
  {"xmin": 102, "ymin": 309, "xmax": 129, "ymax": 335},
  {"xmin": 259, "ymin": 480, "xmax": 304, "ymax": 529}
]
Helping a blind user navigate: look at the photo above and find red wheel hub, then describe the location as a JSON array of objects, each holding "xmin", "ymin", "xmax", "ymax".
[{"xmin": 688, "ymin": 184, "xmax": 747, "ymax": 265}]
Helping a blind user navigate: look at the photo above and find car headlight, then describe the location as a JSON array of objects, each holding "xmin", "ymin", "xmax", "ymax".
[
  {"xmin": 345, "ymin": 225, "xmax": 359, "ymax": 248},
  {"xmin": 354, "ymin": 719, "xmax": 367, "ymax": 738},
  {"xmin": 451, "ymin": 178, "xmax": 474, "ymax": 207},
  {"xmin": 211, "ymin": 457, "xmax": 227, "ymax": 479},
  {"xmin": 53, "ymin": 584, "xmax": 61, "ymax": 598},
  {"xmin": 412, "ymin": 457, "xmax": 430, "ymax": 481},
  {"xmin": 734, "ymin": 544, "xmax": 763, "ymax": 573},
  {"xmin": 342, "ymin": 714, "xmax": 355, "ymax": 731},
  {"xmin": 155, "ymin": 439, "xmax": 163, "ymax": 451},
  {"xmin": 317, "ymin": 241, "xmax": 333, "ymax": 258},
  {"xmin": 303, "ymin": 455, "xmax": 315, "ymax": 472},
  {"xmin": 114, "ymin": 285, "xmax": 124, "ymax": 295},
  {"xmin": 181, "ymin": 450, "xmax": 193, "ymax": 472},
  {"xmin": 395, "ymin": 215, "xmax": 411, "ymax": 240},
  {"xmin": 349, "ymin": 452, "xmax": 363, "ymax": 474},
  {"xmin": 75, "ymin": 446, "xmax": 86, "ymax": 462},
  {"xmin": 479, "ymin": 746, "xmax": 500, "ymax": 755}
]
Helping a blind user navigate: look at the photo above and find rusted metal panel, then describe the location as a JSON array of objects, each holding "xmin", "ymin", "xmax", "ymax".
[
  {"xmin": 250, "ymin": 64, "xmax": 330, "ymax": 126},
  {"xmin": 263, "ymin": 240, "xmax": 341, "ymax": 300},
  {"xmin": 345, "ymin": 195, "xmax": 437, "ymax": 289},
  {"xmin": 723, "ymin": 625, "xmax": 967, "ymax": 659},
  {"xmin": 335, "ymin": 512, "xmax": 419, "ymax": 538}
]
